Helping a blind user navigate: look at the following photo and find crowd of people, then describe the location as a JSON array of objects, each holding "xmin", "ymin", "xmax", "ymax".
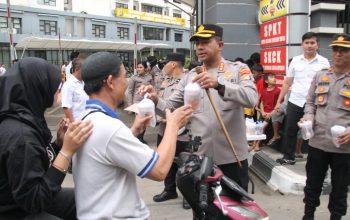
[{"xmin": 0, "ymin": 23, "xmax": 349, "ymax": 220}]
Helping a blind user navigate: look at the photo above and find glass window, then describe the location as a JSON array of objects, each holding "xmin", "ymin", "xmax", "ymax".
[
  {"xmin": 174, "ymin": 33, "xmax": 182, "ymax": 42},
  {"xmin": 173, "ymin": 10, "xmax": 182, "ymax": 18},
  {"xmin": 141, "ymin": 4, "xmax": 162, "ymax": 15},
  {"xmin": 337, "ymin": 3, "xmax": 350, "ymax": 34},
  {"xmin": 37, "ymin": 0, "xmax": 56, "ymax": 6},
  {"xmin": 92, "ymin": 24, "xmax": 105, "ymax": 38},
  {"xmin": 117, "ymin": 52, "xmax": 130, "ymax": 67},
  {"xmin": 116, "ymin": 2, "xmax": 128, "ymax": 9},
  {"xmin": 40, "ymin": 20, "xmax": 57, "ymax": 35},
  {"xmin": 0, "ymin": 17, "xmax": 22, "ymax": 34},
  {"xmin": 143, "ymin": 27, "xmax": 164, "ymax": 40},
  {"xmin": 117, "ymin": 27, "xmax": 129, "ymax": 40}
]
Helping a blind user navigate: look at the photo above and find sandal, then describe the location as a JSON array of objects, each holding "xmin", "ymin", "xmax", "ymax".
[{"xmin": 267, "ymin": 137, "xmax": 280, "ymax": 146}]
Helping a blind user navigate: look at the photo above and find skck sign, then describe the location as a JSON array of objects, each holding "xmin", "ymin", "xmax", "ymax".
[
  {"xmin": 260, "ymin": 47, "xmax": 287, "ymax": 74},
  {"xmin": 260, "ymin": 0, "xmax": 288, "ymax": 23}
]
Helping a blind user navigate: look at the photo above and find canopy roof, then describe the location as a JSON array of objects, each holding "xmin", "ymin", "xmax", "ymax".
[{"xmin": 15, "ymin": 36, "xmax": 172, "ymax": 51}]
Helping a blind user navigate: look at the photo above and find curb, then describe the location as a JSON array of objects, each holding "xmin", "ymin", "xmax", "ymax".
[{"xmin": 249, "ymin": 150, "xmax": 306, "ymax": 195}]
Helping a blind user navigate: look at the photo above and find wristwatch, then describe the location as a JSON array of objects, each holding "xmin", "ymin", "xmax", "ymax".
[{"xmin": 215, "ymin": 76, "xmax": 225, "ymax": 91}]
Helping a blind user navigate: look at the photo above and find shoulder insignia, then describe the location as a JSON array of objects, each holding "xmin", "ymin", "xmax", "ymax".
[
  {"xmin": 239, "ymin": 67, "xmax": 251, "ymax": 75},
  {"xmin": 347, "ymin": 79, "xmax": 350, "ymax": 84},
  {"xmin": 344, "ymin": 99, "xmax": 350, "ymax": 107},
  {"xmin": 319, "ymin": 87, "xmax": 326, "ymax": 93},
  {"xmin": 218, "ymin": 62, "xmax": 225, "ymax": 72},
  {"xmin": 242, "ymin": 74, "xmax": 251, "ymax": 80},
  {"xmin": 321, "ymin": 76, "xmax": 330, "ymax": 82}
]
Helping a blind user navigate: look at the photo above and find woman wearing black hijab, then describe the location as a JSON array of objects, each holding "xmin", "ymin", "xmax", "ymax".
[{"xmin": 0, "ymin": 57, "xmax": 93, "ymax": 219}]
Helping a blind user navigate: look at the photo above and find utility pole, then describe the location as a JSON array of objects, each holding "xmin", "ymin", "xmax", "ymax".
[
  {"xmin": 164, "ymin": 0, "xmax": 195, "ymax": 61},
  {"xmin": 7, "ymin": 0, "xmax": 15, "ymax": 66},
  {"xmin": 133, "ymin": 17, "xmax": 138, "ymax": 75}
]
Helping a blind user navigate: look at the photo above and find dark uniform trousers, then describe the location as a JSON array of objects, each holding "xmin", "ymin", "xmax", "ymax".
[
  {"xmin": 304, "ymin": 146, "xmax": 350, "ymax": 216},
  {"xmin": 218, "ymin": 160, "xmax": 249, "ymax": 192},
  {"xmin": 282, "ymin": 101, "xmax": 306, "ymax": 160},
  {"xmin": 157, "ymin": 135, "xmax": 189, "ymax": 193}
]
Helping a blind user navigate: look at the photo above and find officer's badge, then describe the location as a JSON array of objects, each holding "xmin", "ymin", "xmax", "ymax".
[
  {"xmin": 198, "ymin": 25, "xmax": 205, "ymax": 32},
  {"xmin": 321, "ymin": 76, "xmax": 330, "ymax": 82},
  {"xmin": 343, "ymin": 90, "xmax": 350, "ymax": 96},
  {"xmin": 224, "ymin": 71, "xmax": 233, "ymax": 80},
  {"xmin": 337, "ymin": 36, "xmax": 345, "ymax": 41},
  {"xmin": 242, "ymin": 74, "xmax": 251, "ymax": 80},
  {"xmin": 347, "ymin": 79, "xmax": 350, "ymax": 85},
  {"xmin": 318, "ymin": 95, "xmax": 324, "ymax": 102},
  {"xmin": 344, "ymin": 99, "xmax": 350, "ymax": 107},
  {"xmin": 319, "ymin": 87, "xmax": 325, "ymax": 93}
]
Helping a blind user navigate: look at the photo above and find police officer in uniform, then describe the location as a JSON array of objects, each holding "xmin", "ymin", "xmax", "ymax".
[
  {"xmin": 147, "ymin": 56, "xmax": 164, "ymax": 92},
  {"xmin": 127, "ymin": 61, "xmax": 153, "ymax": 143},
  {"xmin": 152, "ymin": 53, "xmax": 190, "ymax": 209},
  {"xmin": 140, "ymin": 24, "xmax": 258, "ymax": 191},
  {"xmin": 127, "ymin": 61, "xmax": 154, "ymax": 107},
  {"xmin": 301, "ymin": 34, "xmax": 350, "ymax": 220}
]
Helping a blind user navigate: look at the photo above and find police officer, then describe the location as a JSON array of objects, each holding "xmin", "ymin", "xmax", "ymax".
[
  {"xmin": 301, "ymin": 34, "xmax": 350, "ymax": 220},
  {"xmin": 140, "ymin": 24, "xmax": 258, "ymax": 191},
  {"xmin": 127, "ymin": 61, "xmax": 153, "ymax": 143},
  {"xmin": 152, "ymin": 53, "xmax": 190, "ymax": 209},
  {"xmin": 127, "ymin": 61, "xmax": 154, "ymax": 107},
  {"xmin": 147, "ymin": 56, "xmax": 164, "ymax": 92}
]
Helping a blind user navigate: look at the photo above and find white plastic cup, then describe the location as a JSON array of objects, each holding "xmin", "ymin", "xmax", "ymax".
[
  {"xmin": 298, "ymin": 120, "xmax": 314, "ymax": 140},
  {"xmin": 331, "ymin": 125, "xmax": 346, "ymax": 148},
  {"xmin": 184, "ymin": 83, "xmax": 201, "ymax": 110}
]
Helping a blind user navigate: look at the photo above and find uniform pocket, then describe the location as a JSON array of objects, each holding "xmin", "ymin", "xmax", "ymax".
[
  {"xmin": 338, "ymin": 88, "xmax": 350, "ymax": 112},
  {"xmin": 315, "ymin": 85, "xmax": 329, "ymax": 106}
]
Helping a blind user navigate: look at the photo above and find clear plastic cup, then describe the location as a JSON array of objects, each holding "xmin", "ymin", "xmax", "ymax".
[
  {"xmin": 331, "ymin": 125, "xmax": 346, "ymax": 148},
  {"xmin": 184, "ymin": 82, "xmax": 201, "ymax": 110},
  {"xmin": 298, "ymin": 120, "xmax": 314, "ymax": 140}
]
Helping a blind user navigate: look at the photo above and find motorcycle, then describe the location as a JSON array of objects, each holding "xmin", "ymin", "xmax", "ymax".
[{"xmin": 176, "ymin": 136, "xmax": 269, "ymax": 220}]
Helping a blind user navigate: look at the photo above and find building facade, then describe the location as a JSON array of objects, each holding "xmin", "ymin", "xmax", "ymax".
[{"xmin": 0, "ymin": 0, "xmax": 192, "ymax": 68}]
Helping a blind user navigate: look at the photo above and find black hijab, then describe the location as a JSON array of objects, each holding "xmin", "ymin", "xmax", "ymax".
[{"xmin": 0, "ymin": 57, "xmax": 61, "ymax": 144}]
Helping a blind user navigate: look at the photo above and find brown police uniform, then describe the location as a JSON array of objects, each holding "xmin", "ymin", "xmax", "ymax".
[
  {"xmin": 158, "ymin": 76, "xmax": 189, "ymax": 142},
  {"xmin": 302, "ymin": 34, "xmax": 350, "ymax": 220},
  {"xmin": 150, "ymin": 65, "xmax": 164, "ymax": 93},
  {"xmin": 127, "ymin": 73, "xmax": 153, "ymax": 106},
  {"xmin": 156, "ymin": 58, "xmax": 257, "ymax": 166}
]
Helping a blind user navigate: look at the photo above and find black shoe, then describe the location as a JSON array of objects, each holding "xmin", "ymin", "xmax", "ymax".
[
  {"xmin": 153, "ymin": 191, "xmax": 178, "ymax": 202},
  {"xmin": 182, "ymin": 198, "xmax": 191, "ymax": 209},
  {"xmin": 276, "ymin": 158, "xmax": 296, "ymax": 165}
]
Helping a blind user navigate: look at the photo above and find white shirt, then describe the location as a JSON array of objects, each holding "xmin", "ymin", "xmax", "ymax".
[
  {"xmin": 65, "ymin": 61, "xmax": 72, "ymax": 80},
  {"xmin": 287, "ymin": 54, "xmax": 330, "ymax": 107},
  {"xmin": 0, "ymin": 67, "xmax": 6, "ymax": 76},
  {"xmin": 61, "ymin": 75, "xmax": 88, "ymax": 120},
  {"xmin": 73, "ymin": 111, "xmax": 158, "ymax": 220}
]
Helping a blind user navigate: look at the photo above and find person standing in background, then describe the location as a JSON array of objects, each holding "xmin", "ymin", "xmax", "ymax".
[
  {"xmin": 127, "ymin": 61, "xmax": 154, "ymax": 144},
  {"xmin": 275, "ymin": 32, "xmax": 330, "ymax": 165},
  {"xmin": 61, "ymin": 58, "xmax": 89, "ymax": 122}
]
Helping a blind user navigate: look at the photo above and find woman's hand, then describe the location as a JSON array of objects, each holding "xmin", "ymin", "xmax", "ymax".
[
  {"xmin": 165, "ymin": 105, "xmax": 193, "ymax": 130},
  {"xmin": 61, "ymin": 120, "xmax": 93, "ymax": 156},
  {"xmin": 55, "ymin": 118, "xmax": 69, "ymax": 148}
]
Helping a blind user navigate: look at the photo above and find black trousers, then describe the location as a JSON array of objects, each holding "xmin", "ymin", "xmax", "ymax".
[
  {"xmin": 282, "ymin": 101, "xmax": 305, "ymax": 160},
  {"xmin": 218, "ymin": 160, "xmax": 249, "ymax": 192},
  {"xmin": 157, "ymin": 135, "xmax": 189, "ymax": 193},
  {"xmin": 303, "ymin": 146, "xmax": 350, "ymax": 217}
]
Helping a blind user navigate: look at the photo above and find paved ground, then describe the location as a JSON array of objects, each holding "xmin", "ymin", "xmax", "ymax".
[{"xmin": 46, "ymin": 107, "xmax": 349, "ymax": 220}]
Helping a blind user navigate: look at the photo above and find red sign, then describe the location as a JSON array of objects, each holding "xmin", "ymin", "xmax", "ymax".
[
  {"xmin": 260, "ymin": 46, "xmax": 287, "ymax": 74},
  {"xmin": 260, "ymin": 16, "xmax": 287, "ymax": 47}
]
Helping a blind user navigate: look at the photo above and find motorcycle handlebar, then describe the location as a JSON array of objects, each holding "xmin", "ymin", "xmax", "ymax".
[{"xmin": 198, "ymin": 183, "xmax": 208, "ymax": 209}]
